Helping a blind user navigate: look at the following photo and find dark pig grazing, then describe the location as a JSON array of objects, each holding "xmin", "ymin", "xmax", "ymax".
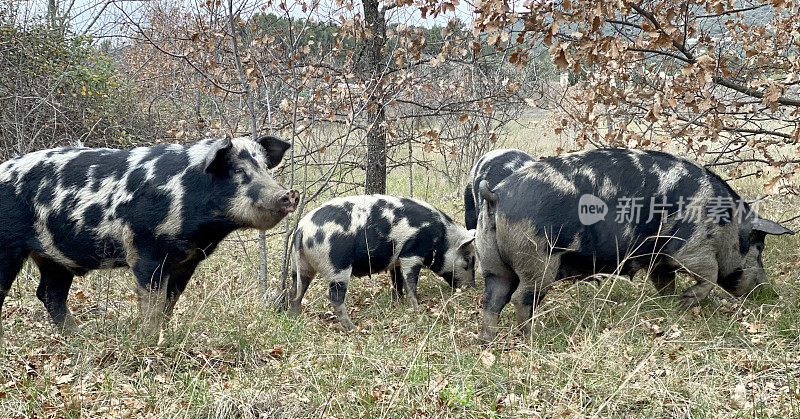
[
  {"xmin": 289, "ymin": 195, "xmax": 476, "ymax": 331},
  {"xmin": 0, "ymin": 135, "xmax": 298, "ymax": 342},
  {"xmin": 464, "ymin": 149, "xmax": 536, "ymax": 230},
  {"xmin": 476, "ymin": 148, "xmax": 793, "ymax": 343}
]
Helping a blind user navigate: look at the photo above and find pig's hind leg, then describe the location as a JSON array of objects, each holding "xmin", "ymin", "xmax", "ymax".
[
  {"xmin": 479, "ymin": 270, "xmax": 519, "ymax": 344},
  {"xmin": 0, "ymin": 254, "xmax": 26, "ymax": 345},
  {"xmin": 510, "ymin": 256, "xmax": 558, "ymax": 339},
  {"xmin": 289, "ymin": 264, "xmax": 315, "ymax": 316},
  {"xmin": 389, "ymin": 265, "xmax": 404, "ymax": 301},
  {"xmin": 511, "ymin": 285, "xmax": 548, "ymax": 338}
]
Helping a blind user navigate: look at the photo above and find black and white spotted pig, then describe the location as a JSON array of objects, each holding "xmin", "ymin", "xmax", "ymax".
[
  {"xmin": 289, "ymin": 195, "xmax": 476, "ymax": 331},
  {"xmin": 476, "ymin": 148, "xmax": 793, "ymax": 343},
  {"xmin": 0, "ymin": 136, "xmax": 298, "ymax": 341},
  {"xmin": 464, "ymin": 149, "xmax": 536, "ymax": 230}
]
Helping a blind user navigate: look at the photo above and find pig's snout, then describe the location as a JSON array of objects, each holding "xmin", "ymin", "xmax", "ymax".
[{"xmin": 280, "ymin": 190, "xmax": 300, "ymax": 213}]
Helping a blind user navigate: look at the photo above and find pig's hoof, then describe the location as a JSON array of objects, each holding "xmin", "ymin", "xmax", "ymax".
[
  {"xmin": 406, "ymin": 297, "xmax": 419, "ymax": 308},
  {"xmin": 56, "ymin": 315, "xmax": 79, "ymax": 335},
  {"xmin": 336, "ymin": 314, "xmax": 356, "ymax": 332},
  {"xmin": 517, "ymin": 324, "xmax": 531, "ymax": 339},
  {"xmin": 137, "ymin": 319, "xmax": 163, "ymax": 337},
  {"xmin": 654, "ymin": 283, "xmax": 677, "ymax": 297},
  {"xmin": 658, "ymin": 289, "xmax": 677, "ymax": 298},
  {"xmin": 338, "ymin": 319, "xmax": 356, "ymax": 332},
  {"xmin": 477, "ymin": 331, "xmax": 496, "ymax": 346},
  {"xmin": 679, "ymin": 293, "xmax": 702, "ymax": 309}
]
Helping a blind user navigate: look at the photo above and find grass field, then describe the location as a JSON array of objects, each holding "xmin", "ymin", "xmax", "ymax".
[{"xmin": 1, "ymin": 115, "xmax": 799, "ymax": 417}]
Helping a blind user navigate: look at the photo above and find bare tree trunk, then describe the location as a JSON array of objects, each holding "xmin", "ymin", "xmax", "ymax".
[
  {"xmin": 408, "ymin": 141, "xmax": 413, "ymax": 197},
  {"xmin": 48, "ymin": 0, "xmax": 58, "ymax": 22},
  {"xmin": 226, "ymin": 0, "xmax": 269, "ymax": 300},
  {"xmin": 362, "ymin": 0, "xmax": 387, "ymax": 194}
]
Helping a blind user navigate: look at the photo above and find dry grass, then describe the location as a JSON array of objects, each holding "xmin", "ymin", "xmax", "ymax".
[{"xmin": 1, "ymin": 114, "xmax": 799, "ymax": 417}]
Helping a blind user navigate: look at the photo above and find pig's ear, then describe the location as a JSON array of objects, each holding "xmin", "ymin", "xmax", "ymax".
[
  {"xmin": 478, "ymin": 180, "xmax": 497, "ymax": 204},
  {"xmin": 256, "ymin": 135, "xmax": 291, "ymax": 169},
  {"xmin": 204, "ymin": 136, "xmax": 233, "ymax": 174},
  {"xmin": 458, "ymin": 234, "xmax": 476, "ymax": 250},
  {"xmin": 752, "ymin": 217, "xmax": 795, "ymax": 236}
]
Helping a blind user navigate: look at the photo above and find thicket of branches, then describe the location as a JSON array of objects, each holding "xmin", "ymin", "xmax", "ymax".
[
  {"xmin": 473, "ymin": 0, "xmax": 800, "ymax": 195},
  {"xmin": 0, "ymin": 4, "xmax": 157, "ymax": 159},
  {"xmin": 117, "ymin": 1, "xmax": 544, "ymax": 189}
]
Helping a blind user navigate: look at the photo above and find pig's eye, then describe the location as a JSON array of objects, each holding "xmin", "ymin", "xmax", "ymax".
[{"xmin": 234, "ymin": 168, "xmax": 245, "ymax": 175}]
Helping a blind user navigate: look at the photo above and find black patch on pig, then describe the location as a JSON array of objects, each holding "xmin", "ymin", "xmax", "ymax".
[
  {"xmin": 311, "ymin": 202, "xmax": 354, "ymax": 231},
  {"xmin": 237, "ymin": 149, "xmax": 259, "ymax": 168},
  {"xmin": 738, "ymin": 228, "xmax": 750, "ymax": 255},
  {"xmin": 440, "ymin": 271, "xmax": 455, "ymax": 287},
  {"xmin": 152, "ymin": 149, "xmax": 189, "ymax": 185},
  {"xmin": 60, "ymin": 150, "xmax": 129, "ymax": 189},
  {"xmin": 91, "ymin": 150, "xmax": 129, "ymax": 180},
  {"xmin": 306, "ymin": 230, "xmax": 324, "ymax": 249},
  {"xmin": 340, "ymin": 205, "xmax": 395, "ymax": 276},
  {"xmin": 178, "ymin": 165, "xmax": 240, "ymax": 253},
  {"xmin": 247, "ymin": 184, "xmax": 265, "ymax": 203},
  {"xmin": 83, "ymin": 204, "xmax": 104, "ymax": 228},
  {"xmin": 142, "ymin": 144, "xmax": 169, "ymax": 162},
  {"xmin": 60, "ymin": 152, "xmax": 96, "ymax": 189},
  {"xmin": 717, "ymin": 268, "xmax": 743, "ymax": 293},
  {"xmin": 328, "ymin": 281, "xmax": 347, "ymax": 305},
  {"xmin": 45, "ymin": 193, "xmax": 109, "ymax": 268},
  {"xmin": 126, "ymin": 167, "xmax": 147, "ymax": 192},
  {"xmin": 21, "ymin": 162, "xmax": 58, "ymax": 201},
  {"xmin": 36, "ymin": 181, "xmax": 56, "ymax": 206},
  {"xmin": 476, "ymin": 150, "xmax": 534, "ymax": 189},
  {"xmin": 0, "ymin": 181, "xmax": 34, "ymax": 250}
]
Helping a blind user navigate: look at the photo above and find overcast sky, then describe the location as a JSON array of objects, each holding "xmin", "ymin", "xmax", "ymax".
[{"xmin": 10, "ymin": 0, "xmax": 499, "ymax": 40}]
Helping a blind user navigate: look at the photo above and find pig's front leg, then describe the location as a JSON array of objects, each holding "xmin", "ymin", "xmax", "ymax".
[
  {"xmin": 163, "ymin": 255, "xmax": 203, "ymax": 321},
  {"xmin": 398, "ymin": 257, "xmax": 423, "ymax": 307},
  {"xmin": 676, "ymin": 250, "xmax": 719, "ymax": 308},
  {"xmin": 132, "ymin": 254, "xmax": 173, "ymax": 336},
  {"xmin": 31, "ymin": 254, "xmax": 78, "ymax": 335}
]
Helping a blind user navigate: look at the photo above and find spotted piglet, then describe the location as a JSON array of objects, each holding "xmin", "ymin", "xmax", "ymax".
[{"xmin": 289, "ymin": 195, "xmax": 476, "ymax": 330}]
